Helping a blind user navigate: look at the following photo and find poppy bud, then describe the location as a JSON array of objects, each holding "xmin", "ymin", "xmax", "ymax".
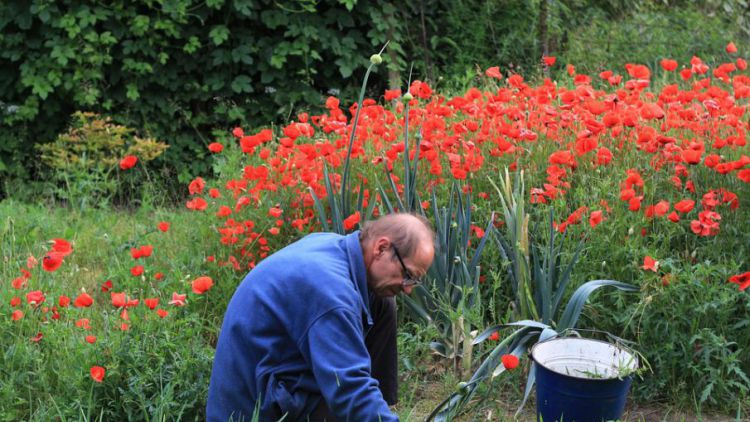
[
  {"xmin": 403, "ymin": 92, "xmax": 414, "ymax": 101},
  {"xmin": 455, "ymin": 381, "xmax": 470, "ymax": 396},
  {"xmin": 369, "ymin": 54, "xmax": 383, "ymax": 65}
]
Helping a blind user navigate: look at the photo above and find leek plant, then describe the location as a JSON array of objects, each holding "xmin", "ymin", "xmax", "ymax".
[
  {"xmin": 394, "ymin": 183, "xmax": 494, "ymax": 378},
  {"xmin": 373, "ymin": 66, "xmax": 494, "ymax": 378},
  {"xmin": 309, "ymin": 44, "xmax": 389, "ymax": 233},
  {"xmin": 427, "ymin": 169, "xmax": 640, "ymax": 421}
]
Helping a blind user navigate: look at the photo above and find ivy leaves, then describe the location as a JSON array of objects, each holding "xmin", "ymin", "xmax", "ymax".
[{"xmin": 0, "ymin": 0, "xmax": 399, "ymax": 185}]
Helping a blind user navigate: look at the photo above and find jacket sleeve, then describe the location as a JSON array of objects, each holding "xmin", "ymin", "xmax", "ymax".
[{"xmin": 298, "ymin": 307, "xmax": 399, "ymax": 422}]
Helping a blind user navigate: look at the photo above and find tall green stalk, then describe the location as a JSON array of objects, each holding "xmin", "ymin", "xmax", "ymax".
[{"xmin": 310, "ymin": 43, "xmax": 389, "ymax": 233}]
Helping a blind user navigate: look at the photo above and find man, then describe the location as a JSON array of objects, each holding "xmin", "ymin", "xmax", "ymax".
[{"xmin": 207, "ymin": 213, "xmax": 435, "ymax": 421}]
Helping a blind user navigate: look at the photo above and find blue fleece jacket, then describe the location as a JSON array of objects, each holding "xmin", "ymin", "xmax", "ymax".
[{"xmin": 206, "ymin": 231, "xmax": 398, "ymax": 422}]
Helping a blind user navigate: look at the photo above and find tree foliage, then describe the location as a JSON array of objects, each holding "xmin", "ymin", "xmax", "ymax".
[{"xmin": 0, "ymin": 0, "xmax": 746, "ymax": 197}]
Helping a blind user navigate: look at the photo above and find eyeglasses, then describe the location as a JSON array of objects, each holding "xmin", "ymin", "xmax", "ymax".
[{"xmin": 391, "ymin": 244, "xmax": 424, "ymax": 287}]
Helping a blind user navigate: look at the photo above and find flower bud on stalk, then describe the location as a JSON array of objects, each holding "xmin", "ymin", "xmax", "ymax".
[
  {"xmin": 370, "ymin": 54, "xmax": 383, "ymax": 65},
  {"xmin": 455, "ymin": 381, "xmax": 470, "ymax": 396},
  {"xmin": 403, "ymin": 91, "xmax": 414, "ymax": 101}
]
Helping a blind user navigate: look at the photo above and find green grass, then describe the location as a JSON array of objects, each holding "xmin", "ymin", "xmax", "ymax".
[
  {"xmin": 2, "ymin": 189, "xmax": 749, "ymax": 420},
  {"xmin": 0, "ymin": 201, "xmax": 221, "ymax": 421}
]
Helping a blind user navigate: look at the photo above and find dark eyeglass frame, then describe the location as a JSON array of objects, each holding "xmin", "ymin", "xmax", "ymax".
[{"xmin": 391, "ymin": 244, "xmax": 424, "ymax": 287}]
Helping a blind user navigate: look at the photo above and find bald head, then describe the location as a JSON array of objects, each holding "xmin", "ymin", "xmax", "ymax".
[{"xmin": 359, "ymin": 213, "xmax": 435, "ymax": 258}]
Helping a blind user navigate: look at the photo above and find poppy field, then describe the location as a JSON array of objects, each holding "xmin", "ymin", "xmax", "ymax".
[{"xmin": 2, "ymin": 45, "xmax": 750, "ymax": 420}]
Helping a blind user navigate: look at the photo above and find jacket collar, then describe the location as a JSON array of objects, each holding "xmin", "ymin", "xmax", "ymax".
[{"xmin": 345, "ymin": 231, "xmax": 373, "ymax": 328}]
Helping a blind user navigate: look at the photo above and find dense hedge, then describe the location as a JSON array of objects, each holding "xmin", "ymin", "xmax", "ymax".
[
  {"xmin": 0, "ymin": 1, "xmax": 746, "ymax": 197},
  {"xmin": 0, "ymin": 0, "xmax": 406, "ymax": 190}
]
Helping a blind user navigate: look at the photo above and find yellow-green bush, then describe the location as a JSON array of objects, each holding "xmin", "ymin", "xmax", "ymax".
[{"xmin": 37, "ymin": 112, "xmax": 168, "ymax": 209}]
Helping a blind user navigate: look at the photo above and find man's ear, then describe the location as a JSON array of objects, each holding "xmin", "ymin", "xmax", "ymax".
[{"xmin": 374, "ymin": 236, "xmax": 390, "ymax": 257}]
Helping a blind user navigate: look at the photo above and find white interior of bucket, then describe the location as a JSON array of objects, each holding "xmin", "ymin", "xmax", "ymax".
[{"xmin": 531, "ymin": 338, "xmax": 638, "ymax": 380}]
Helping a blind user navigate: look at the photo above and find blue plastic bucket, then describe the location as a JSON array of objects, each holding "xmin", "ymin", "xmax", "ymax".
[{"xmin": 530, "ymin": 338, "xmax": 638, "ymax": 422}]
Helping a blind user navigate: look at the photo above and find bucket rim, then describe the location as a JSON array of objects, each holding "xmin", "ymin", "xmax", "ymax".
[{"xmin": 530, "ymin": 337, "xmax": 638, "ymax": 382}]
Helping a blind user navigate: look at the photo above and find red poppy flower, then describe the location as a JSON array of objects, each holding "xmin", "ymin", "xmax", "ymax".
[
  {"xmin": 101, "ymin": 280, "xmax": 113, "ymax": 292},
  {"xmin": 11, "ymin": 277, "xmax": 26, "ymax": 289},
  {"xmin": 654, "ymin": 201, "xmax": 670, "ymax": 217},
  {"xmin": 188, "ymin": 177, "xmax": 206, "ymax": 195},
  {"xmin": 216, "ymin": 206, "xmax": 232, "ymax": 218},
  {"xmin": 660, "ymin": 59, "xmax": 678, "ymax": 71},
  {"xmin": 726, "ymin": 42, "xmax": 738, "ymax": 54},
  {"xmin": 186, "ymin": 197, "xmax": 208, "ymax": 211},
  {"xmin": 674, "ymin": 199, "xmax": 695, "ymax": 214},
  {"xmin": 343, "ymin": 211, "xmax": 361, "ymax": 231},
  {"xmin": 144, "ymin": 298, "xmax": 159, "ymax": 310},
  {"xmin": 268, "ymin": 206, "xmax": 283, "ymax": 218},
  {"xmin": 596, "ymin": 147, "xmax": 613, "ymax": 165},
  {"xmin": 56, "ymin": 295, "xmax": 70, "ymax": 307},
  {"xmin": 111, "ymin": 292, "xmax": 127, "ymax": 308},
  {"xmin": 157, "ymin": 222, "xmax": 170, "ymax": 232},
  {"xmin": 85, "ymin": 335, "xmax": 97, "ymax": 344},
  {"xmin": 119, "ymin": 155, "xmax": 138, "ymax": 170},
  {"xmin": 268, "ymin": 227, "xmax": 280, "ymax": 235},
  {"xmin": 628, "ymin": 196, "xmax": 643, "ymax": 212},
  {"xmin": 728, "ymin": 271, "xmax": 750, "ymax": 290},
  {"xmin": 51, "ymin": 238, "xmax": 73, "ymax": 257},
  {"xmin": 543, "ymin": 56, "xmax": 556, "ymax": 66},
  {"xmin": 130, "ymin": 265, "xmax": 144, "ymax": 276},
  {"xmin": 485, "ymin": 66, "xmax": 502, "ymax": 79},
  {"xmin": 42, "ymin": 252, "xmax": 64, "ymax": 272},
  {"xmin": 410, "ymin": 80, "xmax": 433, "ymax": 98},
  {"xmin": 589, "ymin": 210, "xmax": 604, "ymax": 228},
  {"xmin": 208, "ymin": 142, "xmax": 224, "ymax": 153},
  {"xmin": 489, "ymin": 332, "xmax": 499, "ymax": 341},
  {"xmin": 11, "ymin": 310, "xmax": 23, "ymax": 321},
  {"xmin": 26, "ymin": 255, "xmax": 38, "ymax": 269},
  {"xmin": 129, "ymin": 245, "xmax": 153, "ymax": 259},
  {"xmin": 141, "ymin": 245, "xmax": 153, "ymax": 257},
  {"xmin": 642, "ymin": 256, "xmax": 659, "ymax": 272},
  {"xmin": 74, "ymin": 292, "xmax": 94, "ymax": 308},
  {"xmin": 75, "ymin": 318, "xmax": 91, "ymax": 329},
  {"xmin": 26, "ymin": 290, "xmax": 45, "ymax": 306},
  {"xmin": 90, "ymin": 366, "xmax": 106, "ymax": 383},
  {"xmin": 169, "ymin": 292, "xmax": 187, "ymax": 306},
  {"xmin": 154, "ymin": 272, "xmax": 164, "ymax": 281},
  {"xmin": 10, "ymin": 297, "xmax": 21, "ymax": 307},
  {"xmin": 30, "ymin": 332, "xmax": 43, "ymax": 343},
  {"xmin": 157, "ymin": 308, "xmax": 169, "ymax": 318},
  {"xmin": 384, "ymin": 89, "xmax": 401, "ymax": 101},
  {"xmin": 192, "ymin": 276, "xmax": 214, "ymax": 295},
  {"xmin": 501, "ymin": 354, "xmax": 520, "ymax": 370},
  {"xmin": 325, "ymin": 96, "xmax": 340, "ymax": 109}
]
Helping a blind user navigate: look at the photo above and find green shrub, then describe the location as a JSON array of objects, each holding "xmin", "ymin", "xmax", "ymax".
[{"xmin": 36, "ymin": 112, "xmax": 168, "ymax": 210}]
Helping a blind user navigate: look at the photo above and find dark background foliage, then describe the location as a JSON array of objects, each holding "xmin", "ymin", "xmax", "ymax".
[{"xmin": 0, "ymin": 0, "xmax": 747, "ymax": 198}]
